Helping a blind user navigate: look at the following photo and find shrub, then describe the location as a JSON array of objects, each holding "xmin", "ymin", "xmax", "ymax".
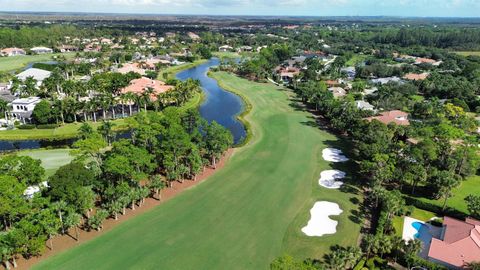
[{"xmin": 18, "ymin": 124, "xmax": 35, "ymax": 129}]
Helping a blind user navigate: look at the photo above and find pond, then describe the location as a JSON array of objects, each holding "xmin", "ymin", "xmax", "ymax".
[
  {"xmin": 176, "ymin": 58, "xmax": 246, "ymax": 144},
  {"xmin": 0, "ymin": 58, "xmax": 246, "ymax": 151}
]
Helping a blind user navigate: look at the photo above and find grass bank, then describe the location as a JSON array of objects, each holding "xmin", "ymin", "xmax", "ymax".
[
  {"xmin": 158, "ymin": 59, "xmax": 208, "ymax": 80},
  {"xmin": 33, "ymin": 72, "xmax": 361, "ymax": 270},
  {"xmin": 0, "ymin": 118, "xmax": 130, "ymax": 140},
  {"xmin": 0, "ymin": 53, "xmax": 76, "ymax": 72}
]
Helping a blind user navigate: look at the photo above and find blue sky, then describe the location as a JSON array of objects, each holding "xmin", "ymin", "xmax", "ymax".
[{"xmin": 1, "ymin": 0, "xmax": 479, "ymax": 17}]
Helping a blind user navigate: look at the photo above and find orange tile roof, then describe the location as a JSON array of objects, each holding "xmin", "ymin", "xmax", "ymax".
[
  {"xmin": 428, "ymin": 217, "xmax": 480, "ymax": 268},
  {"xmin": 365, "ymin": 110, "xmax": 410, "ymax": 126},
  {"xmin": 120, "ymin": 77, "xmax": 173, "ymax": 101},
  {"xmin": 403, "ymin": 72, "xmax": 429, "ymax": 81}
]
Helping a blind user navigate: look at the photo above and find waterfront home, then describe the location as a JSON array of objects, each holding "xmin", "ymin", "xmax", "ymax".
[
  {"xmin": 0, "ymin": 47, "xmax": 26, "ymax": 57},
  {"xmin": 365, "ymin": 110, "xmax": 410, "ymax": 126},
  {"xmin": 219, "ymin": 45, "xmax": 234, "ymax": 52},
  {"xmin": 120, "ymin": 77, "xmax": 173, "ymax": 102},
  {"xmin": 15, "ymin": 68, "xmax": 52, "ymax": 86},
  {"xmin": 30, "ymin": 46, "xmax": 53, "ymax": 54},
  {"xmin": 9, "ymin": 97, "xmax": 42, "ymax": 123},
  {"xmin": 427, "ymin": 217, "xmax": 480, "ymax": 269}
]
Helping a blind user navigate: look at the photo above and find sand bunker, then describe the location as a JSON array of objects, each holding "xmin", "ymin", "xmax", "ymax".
[
  {"xmin": 322, "ymin": 148, "xmax": 349, "ymax": 162},
  {"xmin": 319, "ymin": 170, "xmax": 346, "ymax": 189},
  {"xmin": 301, "ymin": 201, "xmax": 343, "ymax": 237}
]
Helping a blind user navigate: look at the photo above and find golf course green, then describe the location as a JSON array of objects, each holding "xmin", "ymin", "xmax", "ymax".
[{"xmin": 33, "ymin": 72, "xmax": 361, "ymax": 270}]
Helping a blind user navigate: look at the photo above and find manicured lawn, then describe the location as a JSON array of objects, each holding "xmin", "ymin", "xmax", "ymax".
[
  {"xmin": 346, "ymin": 54, "xmax": 368, "ymax": 66},
  {"xmin": 0, "ymin": 118, "xmax": 130, "ymax": 140},
  {"xmin": 212, "ymin": 51, "xmax": 242, "ymax": 58},
  {"xmin": 393, "ymin": 208, "xmax": 437, "ymax": 236},
  {"xmin": 415, "ymin": 175, "xmax": 480, "ymax": 215},
  {"xmin": 0, "ymin": 53, "xmax": 76, "ymax": 72},
  {"xmin": 33, "ymin": 72, "xmax": 361, "ymax": 270},
  {"xmin": 454, "ymin": 51, "xmax": 480, "ymax": 56},
  {"xmin": 17, "ymin": 148, "xmax": 73, "ymax": 178}
]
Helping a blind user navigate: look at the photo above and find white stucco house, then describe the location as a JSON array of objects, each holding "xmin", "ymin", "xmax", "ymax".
[
  {"xmin": 9, "ymin": 97, "xmax": 42, "ymax": 123},
  {"xmin": 15, "ymin": 68, "xmax": 52, "ymax": 86},
  {"xmin": 30, "ymin": 46, "xmax": 53, "ymax": 54}
]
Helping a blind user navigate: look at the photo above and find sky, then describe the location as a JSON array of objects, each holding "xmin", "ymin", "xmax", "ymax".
[{"xmin": 1, "ymin": 0, "xmax": 480, "ymax": 17}]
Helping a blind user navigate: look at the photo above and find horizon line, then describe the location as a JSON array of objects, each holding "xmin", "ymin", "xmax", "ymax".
[{"xmin": 0, "ymin": 10, "xmax": 479, "ymax": 19}]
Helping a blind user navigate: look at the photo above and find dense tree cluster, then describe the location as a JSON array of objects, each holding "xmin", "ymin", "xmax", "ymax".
[{"xmin": 0, "ymin": 107, "xmax": 232, "ymax": 268}]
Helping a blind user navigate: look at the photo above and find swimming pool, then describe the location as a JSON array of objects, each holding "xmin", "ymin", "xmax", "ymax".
[{"xmin": 412, "ymin": 221, "xmax": 432, "ymax": 243}]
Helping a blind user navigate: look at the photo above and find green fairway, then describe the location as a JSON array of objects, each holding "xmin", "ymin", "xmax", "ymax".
[
  {"xmin": 454, "ymin": 51, "xmax": 480, "ymax": 56},
  {"xmin": 0, "ymin": 53, "xmax": 76, "ymax": 72},
  {"xmin": 17, "ymin": 148, "xmax": 73, "ymax": 177},
  {"xmin": 33, "ymin": 72, "xmax": 361, "ymax": 270}
]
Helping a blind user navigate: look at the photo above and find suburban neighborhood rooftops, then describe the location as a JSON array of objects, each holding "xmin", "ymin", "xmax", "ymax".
[
  {"xmin": 12, "ymin": 97, "xmax": 41, "ymax": 104},
  {"xmin": 428, "ymin": 217, "xmax": 480, "ymax": 268},
  {"xmin": 16, "ymin": 68, "xmax": 52, "ymax": 82},
  {"xmin": 365, "ymin": 110, "xmax": 409, "ymax": 126}
]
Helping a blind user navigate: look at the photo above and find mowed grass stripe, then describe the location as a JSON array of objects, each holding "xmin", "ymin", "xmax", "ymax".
[{"xmin": 34, "ymin": 72, "xmax": 360, "ymax": 270}]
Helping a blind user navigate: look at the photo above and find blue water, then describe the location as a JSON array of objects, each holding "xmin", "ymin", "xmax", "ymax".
[
  {"xmin": 412, "ymin": 221, "xmax": 432, "ymax": 243},
  {"xmin": 176, "ymin": 58, "xmax": 246, "ymax": 144}
]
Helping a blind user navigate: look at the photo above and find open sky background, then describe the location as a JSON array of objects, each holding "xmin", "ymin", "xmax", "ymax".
[{"xmin": 0, "ymin": 0, "xmax": 479, "ymax": 17}]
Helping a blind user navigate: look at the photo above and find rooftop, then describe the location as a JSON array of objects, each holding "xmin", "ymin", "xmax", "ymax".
[
  {"xmin": 428, "ymin": 217, "xmax": 480, "ymax": 268},
  {"xmin": 365, "ymin": 110, "xmax": 409, "ymax": 126}
]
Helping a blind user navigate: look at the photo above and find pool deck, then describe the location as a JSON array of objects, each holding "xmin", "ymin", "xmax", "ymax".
[{"xmin": 402, "ymin": 216, "xmax": 443, "ymax": 259}]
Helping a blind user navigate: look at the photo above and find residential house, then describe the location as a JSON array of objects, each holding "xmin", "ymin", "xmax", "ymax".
[
  {"xmin": 219, "ymin": 45, "xmax": 234, "ymax": 52},
  {"xmin": 116, "ymin": 63, "xmax": 147, "ymax": 76},
  {"xmin": 415, "ymin": 57, "xmax": 442, "ymax": 66},
  {"xmin": 238, "ymin": 46, "xmax": 253, "ymax": 52},
  {"xmin": 120, "ymin": 77, "xmax": 173, "ymax": 102},
  {"xmin": 187, "ymin": 32, "xmax": 200, "ymax": 41},
  {"xmin": 9, "ymin": 97, "xmax": 42, "ymax": 123},
  {"xmin": 57, "ymin": 45, "xmax": 79, "ymax": 53},
  {"xmin": 30, "ymin": 47, "xmax": 53, "ymax": 54},
  {"xmin": 275, "ymin": 66, "xmax": 301, "ymax": 84},
  {"xmin": 428, "ymin": 217, "xmax": 480, "ymax": 269},
  {"xmin": 371, "ymin": 76, "xmax": 403, "ymax": 85},
  {"xmin": 100, "ymin": 38, "xmax": 113, "ymax": 45},
  {"xmin": 0, "ymin": 47, "xmax": 26, "ymax": 57},
  {"xmin": 355, "ymin": 100, "xmax": 375, "ymax": 111},
  {"xmin": 328, "ymin": 87, "xmax": 347, "ymax": 98},
  {"xmin": 15, "ymin": 68, "xmax": 52, "ymax": 86},
  {"xmin": 403, "ymin": 72, "xmax": 430, "ymax": 81},
  {"xmin": 365, "ymin": 110, "xmax": 410, "ymax": 126}
]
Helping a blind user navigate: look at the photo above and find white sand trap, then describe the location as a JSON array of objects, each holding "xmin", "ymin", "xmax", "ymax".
[
  {"xmin": 322, "ymin": 148, "xmax": 349, "ymax": 162},
  {"xmin": 301, "ymin": 201, "xmax": 343, "ymax": 237},
  {"xmin": 319, "ymin": 170, "xmax": 346, "ymax": 189}
]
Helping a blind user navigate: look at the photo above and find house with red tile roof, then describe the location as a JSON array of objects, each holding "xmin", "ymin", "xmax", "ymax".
[
  {"xmin": 403, "ymin": 72, "xmax": 430, "ymax": 81},
  {"xmin": 428, "ymin": 217, "xmax": 480, "ymax": 269},
  {"xmin": 1, "ymin": 47, "xmax": 26, "ymax": 57},
  {"xmin": 120, "ymin": 77, "xmax": 173, "ymax": 101},
  {"xmin": 365, "ymin": 110, "xmax": 410, "ymax": 126}
]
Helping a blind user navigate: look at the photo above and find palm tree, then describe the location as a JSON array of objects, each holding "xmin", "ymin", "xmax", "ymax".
[
  {"xmin": 89, "ymin": 99, "xmax": 98, "ymax": 122},
  {"xmin": 148, "ymin": 175, "xmax": 166, "ymax": 200},
  {"xmin": 64, "ymin": 212, "xmax": 82, "ymax": 241},
  {"xmin": 98, "ymin": 120, "xmax": 115, "ymax": 145},
  {"xmin": 51, "ymin": 200, "xmax": 68, "ymax": 234}
]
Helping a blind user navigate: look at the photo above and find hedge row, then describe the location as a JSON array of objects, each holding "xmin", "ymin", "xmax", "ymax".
[
  {"xmin": 404, "ymin": 196, "xmax": 467, "ymax": 220},
  {"xmin": 17, "ymin": 124, "xmax": 60, "ymax": 130}
]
